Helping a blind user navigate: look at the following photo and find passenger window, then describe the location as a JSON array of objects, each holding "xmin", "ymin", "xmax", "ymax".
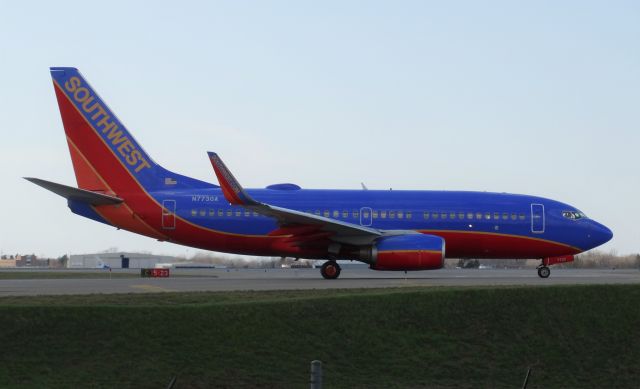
[
  {"xmin": 502, "ymin": 212, "xmax": 508, "ymax": 220},
  {"xmin": 518, "ymin": 213, "xmax": 525, "ymax": 221},
  {"xmin": 323, "ymin": 210, "xmax": 330, "ymax": 217},
  {"xmin": 441, "ymin": 212, "xmax": 448, "ymax": 220},
  {"xmin": 458, "ymin": 212, "xmax": 465, "ymax": 219},
  {"xmin": 450, "ymin": 212, "xmax": 456, "ymax": 219},
  {"xmin": 209, "ymin": 209, "xmax": 215, "ymax": 217},
  {"xmin": 372, "ymin": 210, "xmax": 379, "ymax": 219},
  {"xmin": 484, "ymin": 212, "xmax": 491, "ymax": 220},
  {"xmin": 381, "ymin": 211, "xmax": 387, "ymax": 219},
  {"xmin": 199, "ymin": 209, "xmax": 206, "ymax": 217},
  {"xmin": 218, "ymin": 209, "xmax": 224, "ymax": 217},
  {"xmin": 226, "ymin": 210, "xmax": 232, "ymax": 217},
  {"xmin": 353, "ymin": 211, "xmax": 359, "ymax": 218},
  {"xmin": 342, "ymin": 210, "xmax": 349, "ymax": 218},
  {"xmin": 494, "ymin": 212, "xmax": 500, "ymax": 220},
  {"xmin": 398, "ymin": 211, "xmax": 404, "ymax": 219},
  {"xmin": 511, "ymin": 213, "xmax": 517, "ymax": 220},
  {"xmin": 314, "ymin": 210, "xmax": 321, "ymax": 216},
  {"xmin": 423, "ymin": 212, "xmax": 430, "ymax": 220},
  {"xmin": 432, "ymin": 212, "xmax": 439, "ymax": 220},
  {"xmin": 389, "ymin": 211, "xmax": 396, "ymax": 219},
  {"xmin": 253, "ymin": 212, "xmax": 259, "ymax": 217},
  {"xmin": 467, "ymin": 212, "xmax": 474, "ymax": 220},
  {"xmin": 475, "ymin": 212, "xmax": 483, "ymax": 220},
  {"xmin": 333, "ymin": 210, "xmax": 339, "ymax": 218},
  {"xmin": 406, "ymin": 212, "xmax": 412, "ymax": 219},
  {"xmin": 235, "ymin": 210, "xmax": 241, "ymax": 217},
  {"xmin": 363, "ymin": 210, "xmax": 370, "ymax": 218},
  {"xmin": 244, "ymin": 211, "xmax": 251, "ymax": 217},
  {"xmin": 191, "ymin": 209, "xmax": 197, "ymax": 216}
]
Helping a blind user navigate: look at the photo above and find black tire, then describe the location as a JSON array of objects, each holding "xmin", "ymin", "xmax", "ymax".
[
  {"xmin": 321, "ymin": 261, "xmax": 341, "ymax": 279},
  {"xmin": 537, "ymin": 266, "xmax": 550, "ymax": 278}
]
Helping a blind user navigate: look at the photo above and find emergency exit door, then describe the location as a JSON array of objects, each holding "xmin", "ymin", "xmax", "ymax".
[{"xmin": 162, "ymin": 199, "xmax": 176, "ymax": 230}]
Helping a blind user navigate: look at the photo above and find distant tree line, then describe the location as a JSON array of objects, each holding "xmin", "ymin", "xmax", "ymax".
[
  {"xmin": 446, "ymin": 250, "xmax": 640, "ymax": 269},
  {"xmin": 565, "ymin": 250, "xmax": 640, "ymax": 269}
]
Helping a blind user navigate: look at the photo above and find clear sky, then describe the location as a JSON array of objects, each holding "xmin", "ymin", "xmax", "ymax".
[{"xmin": 0, "ymin": 1, "xmax": 638, "ymax": 258}]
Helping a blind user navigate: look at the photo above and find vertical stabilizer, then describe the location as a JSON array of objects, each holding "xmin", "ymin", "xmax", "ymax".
[{"xmin": 50, "ymin": 67, "xmax": 210, "ymax": 194}]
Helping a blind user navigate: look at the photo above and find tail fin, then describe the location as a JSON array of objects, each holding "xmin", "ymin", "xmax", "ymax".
[{"xmin": 50, "ymin": 67, "xmax": 209, "ymax": 194}]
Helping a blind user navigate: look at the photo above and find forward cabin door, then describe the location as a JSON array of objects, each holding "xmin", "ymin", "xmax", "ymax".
[
  {"xmin": 162, "ymin": 199, "xmax": 176, "ymax": 230},
  {"xmin": 531, "ymin": 203, "xmax": 545, "ymax": 234}
]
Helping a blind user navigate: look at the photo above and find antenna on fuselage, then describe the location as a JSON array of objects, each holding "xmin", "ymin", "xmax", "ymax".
[{"xmin": 361, "ymin": 182, "xmax": 368, "ymax": 190}]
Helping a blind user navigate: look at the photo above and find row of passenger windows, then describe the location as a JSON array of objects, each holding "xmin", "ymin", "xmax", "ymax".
[
  {"xmin": 424, "ymin": 211, "xmax": 526, "ymax": 221},
  {"xmin": 189, "ymin": 208, "xmax": 527, "ymax": 221}
]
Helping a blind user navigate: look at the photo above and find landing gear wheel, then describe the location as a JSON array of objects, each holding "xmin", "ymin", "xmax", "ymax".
[
  {"xmin": 537, "ymin": 266, "xmax": 551, "ymax": 278},
  {"xmin": 321, "ymin": 261, "xmax": 341, "ymax": 280}
]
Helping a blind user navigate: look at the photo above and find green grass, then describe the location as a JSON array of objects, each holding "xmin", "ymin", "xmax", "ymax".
[{"xmin": 0, "ymin": 285, "xmax": 639, "ymax": 388}]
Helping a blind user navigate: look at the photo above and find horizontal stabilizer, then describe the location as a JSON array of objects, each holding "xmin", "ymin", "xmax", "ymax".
[{"xmin": 24, "ymin": 177, "xmax": 123, "ymax": 205}]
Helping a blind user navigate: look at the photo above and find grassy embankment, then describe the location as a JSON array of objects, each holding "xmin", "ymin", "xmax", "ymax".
[{"xmin": 0, "ymin": 285, "xmax": 639, "ymax": 388}]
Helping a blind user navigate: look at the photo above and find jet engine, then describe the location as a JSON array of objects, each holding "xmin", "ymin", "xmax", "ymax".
[{"xmin": 360, "ymin": 234, "xmax": 445, "ymax": 271}]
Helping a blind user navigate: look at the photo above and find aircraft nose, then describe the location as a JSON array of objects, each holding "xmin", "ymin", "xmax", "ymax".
[{"xmin": 588, "ymin": 221, "xmax": 613, "ymax": 247}]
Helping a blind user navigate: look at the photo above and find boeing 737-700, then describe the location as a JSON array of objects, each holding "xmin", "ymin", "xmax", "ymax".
[{"xmin": 27, "ymin": 67, "xmax": 613, "ymax": 279}]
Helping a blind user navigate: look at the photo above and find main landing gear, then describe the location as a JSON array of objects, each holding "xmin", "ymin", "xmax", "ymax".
[
  {"xmin": 537, "ymin": 265, "xmax": 551, "ymax": 278},
  {"xmin": 321, "ymin": 260, "xmax": 341, "ymax": 280}
]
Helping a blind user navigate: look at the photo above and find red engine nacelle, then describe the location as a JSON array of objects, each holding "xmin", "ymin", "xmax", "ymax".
[{"xmin": 369, "ymin": 234, "xmax": 445, "ymax": 271}]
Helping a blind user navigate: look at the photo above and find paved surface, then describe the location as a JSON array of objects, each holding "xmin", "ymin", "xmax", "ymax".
[{"xmin": 0, "ymin": 268, "xmax": 639, "ymax": 296}]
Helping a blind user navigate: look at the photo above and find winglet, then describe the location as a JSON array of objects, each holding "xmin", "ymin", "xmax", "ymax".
[{"xmin": 207, "ymin": 152, "xmax": 258, "ymax": 206}]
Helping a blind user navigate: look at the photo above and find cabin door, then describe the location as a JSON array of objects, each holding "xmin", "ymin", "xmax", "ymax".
[
  {"xmin": 162, "ymin": 199, "xmax": 176, "ymax": 230},
  {"xmin": 531, "ymin": 203, "xmax": 545, "ymax": 234}
]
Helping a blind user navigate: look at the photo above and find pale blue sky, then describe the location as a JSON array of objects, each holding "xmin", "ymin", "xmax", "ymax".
[{"xmin": 0, "ymin": 1, "xmax": 638, "ymax": 257}]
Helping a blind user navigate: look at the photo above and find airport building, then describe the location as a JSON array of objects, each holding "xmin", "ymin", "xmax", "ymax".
[{"xmin": 68, "ymin": 252, "xmax": 178, "ymax": 269}]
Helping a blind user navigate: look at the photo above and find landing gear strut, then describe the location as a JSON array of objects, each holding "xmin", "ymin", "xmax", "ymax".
[
  {"xmin": 321, "ymin": 261, "xmax": 341, "ymax": 280},
  {"xmin": 537, "ymin": 265, "xmax": 550, "ymax": 278}
]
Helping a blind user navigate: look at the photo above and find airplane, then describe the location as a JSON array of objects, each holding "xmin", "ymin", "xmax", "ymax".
[{"xmin": 26, "ymin": 67, "xmax": 613, "ymax": 279}]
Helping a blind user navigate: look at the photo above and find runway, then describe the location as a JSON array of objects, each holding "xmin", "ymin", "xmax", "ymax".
[{"xmin": 0, "ymin": 267, "xmax": 639, "ymax": 296}]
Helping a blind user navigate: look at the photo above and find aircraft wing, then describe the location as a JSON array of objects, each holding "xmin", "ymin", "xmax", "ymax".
[{"xmin": 208, "ymin": 152, "xmax": 387, "ymax": 245}]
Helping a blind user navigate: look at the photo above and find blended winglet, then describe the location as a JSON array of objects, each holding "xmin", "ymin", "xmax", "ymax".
[{"xmin": 207, "ymin": 152, "xmax": 258, "ymax": 206}]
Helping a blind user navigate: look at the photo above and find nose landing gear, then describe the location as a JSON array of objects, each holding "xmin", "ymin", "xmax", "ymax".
[
  {"xmin": 537, "ymin": 255, "xmax": 575, "ymax": 278},
  {"xmin": 320, "ymin": 260, "xmax": 341, "ymax": 279}
]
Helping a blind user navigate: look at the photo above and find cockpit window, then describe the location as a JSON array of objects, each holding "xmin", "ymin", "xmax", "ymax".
[{"xmin": 562, "ymin": 211, "xmax": 587, "ymax": 220}]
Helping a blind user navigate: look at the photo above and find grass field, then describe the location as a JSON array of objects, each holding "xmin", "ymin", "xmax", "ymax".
[{"xmin": 0, "ymin": 285, "xmax": 639, "ymax": 388}]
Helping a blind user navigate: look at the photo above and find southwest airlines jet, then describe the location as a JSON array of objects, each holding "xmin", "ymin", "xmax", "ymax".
[{"xmin": 27, "ymin": 67, "xmax": 613, "ymax": 279}]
